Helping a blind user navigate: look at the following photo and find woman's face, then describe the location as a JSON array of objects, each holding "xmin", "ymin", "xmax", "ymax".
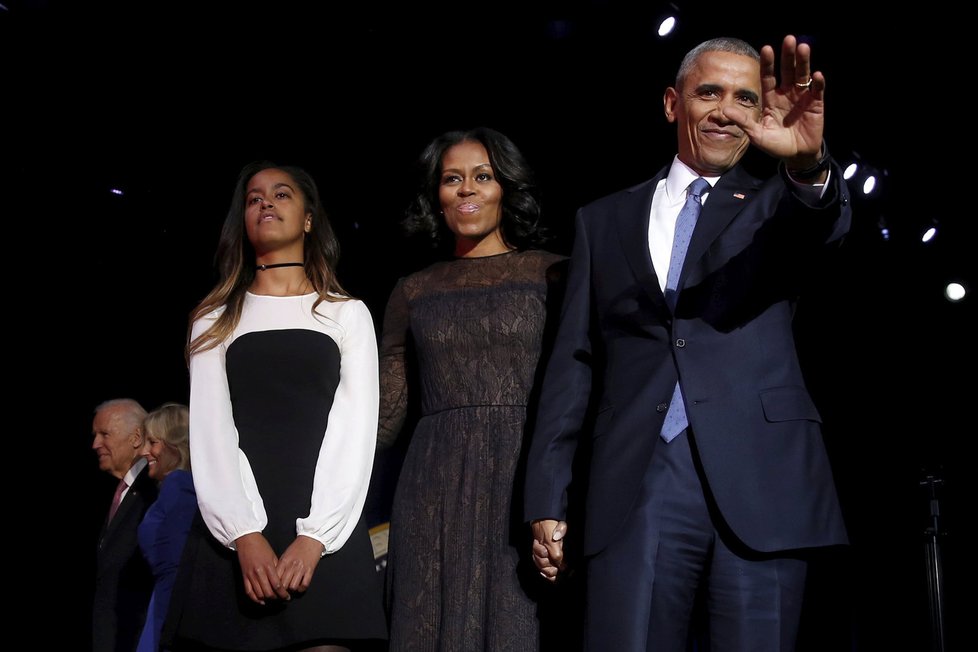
[
  {"xmin": 143, "ymin": 435, "xmax": 181, "ymax": 481},
  {"xmin": 243, "ymin": 168, "xmax": 312, "ymax": 256},
  {"xmin": 438, "ymin": 140, "xmax": 506, "ymax": 253}
]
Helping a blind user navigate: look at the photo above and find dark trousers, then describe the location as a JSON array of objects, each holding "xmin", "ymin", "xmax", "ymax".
[{"xmin": 585, "ymin": 430, "xmax": 807, "ymax": 652}]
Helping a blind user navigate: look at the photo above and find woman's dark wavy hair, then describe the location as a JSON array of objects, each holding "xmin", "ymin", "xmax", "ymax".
[
  {"xmin": 401, "ymin": 127, "xmax": 549, "ymax": 251},
  {"xmin": 186, "ymin": 160, "xmax": 349, "ymax": 361}
]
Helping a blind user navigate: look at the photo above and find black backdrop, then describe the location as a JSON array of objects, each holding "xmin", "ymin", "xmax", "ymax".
[{"xmin": 8, "ymin": 2, "xmax": 971, "ymax": 650}]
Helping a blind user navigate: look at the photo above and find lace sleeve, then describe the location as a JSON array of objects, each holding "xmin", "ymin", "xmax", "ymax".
[{"xmin": 377, "ymin": 278, "xmax": 410, "ymax": 450}]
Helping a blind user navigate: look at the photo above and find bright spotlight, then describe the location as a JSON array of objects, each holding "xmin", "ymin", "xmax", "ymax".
[
  {"xmin": 944, "ymin": 282, "xmax": 967, "ymax": 302},
  {"xmin": 842, "ymin": 153, "xmax": 886, "ymax": 199},
  {"xmin": 658, "ymin": 16, "xmax": 677, "ymax": 36},
  {"xmin": 921, "ymin": 226, "xmax": 937, "ymax": 243},
  {"xmin": 862, "ymin": 175, "xmax": 877, "ymax": 195}
]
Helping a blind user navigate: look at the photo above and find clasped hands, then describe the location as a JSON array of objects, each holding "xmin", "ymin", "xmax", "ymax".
[
  {"xmin": 235, "ymin": 532, "xmax": 325, "ymax": 605},
  {"xmin": 531, "ymin": 518, "xmax": 568, "ymax": 582}
]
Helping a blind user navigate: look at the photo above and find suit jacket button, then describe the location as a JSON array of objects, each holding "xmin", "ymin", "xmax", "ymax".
[
  {"xmin": 656, "ymin": 402, "xmax": 668, "ymax": 412},
  {"xmin": 675, "ymin": 338, "xmax": 686, "ymax": 348}
]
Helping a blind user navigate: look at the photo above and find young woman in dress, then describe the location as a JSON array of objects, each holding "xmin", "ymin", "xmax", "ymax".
[{"xmin": 167, "ymin": 161, "xmax": 387, "ymax": 652}]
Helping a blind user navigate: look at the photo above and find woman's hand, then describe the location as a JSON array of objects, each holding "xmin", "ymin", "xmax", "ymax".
[{"xmin": 235, "ymin": 532, "xmax": 290, "ymax": 604}]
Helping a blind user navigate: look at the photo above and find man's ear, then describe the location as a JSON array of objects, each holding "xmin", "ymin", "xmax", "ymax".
[{"xmin": 663, "ymin": 87, "xmax": 678, "ymax": 123}]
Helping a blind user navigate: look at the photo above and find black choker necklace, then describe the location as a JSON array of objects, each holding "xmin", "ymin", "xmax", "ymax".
[{"xmin": 256, "ymin": 262, "xmax": 303, "ymax": 271}]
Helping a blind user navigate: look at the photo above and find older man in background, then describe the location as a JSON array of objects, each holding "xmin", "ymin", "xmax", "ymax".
[{"xmin": 91, "ymin": 398, "xmax": 158, "ymax": 652}]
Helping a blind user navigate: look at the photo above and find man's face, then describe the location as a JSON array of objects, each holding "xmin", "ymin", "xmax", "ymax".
[
  {"xmin": 92, "ymin": 407, "xmax": 140, "ymax": 479},
  {"xmin": 664, "ymin": 50, "xmax": 761, "ymax": 176}
]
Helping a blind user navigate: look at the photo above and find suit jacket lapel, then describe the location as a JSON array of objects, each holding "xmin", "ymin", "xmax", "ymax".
[
  {"xmin": 681, "ymin": 165, "xmax": 762, "ymax": 288},
  {"xmin": 98, "ymin": 466, "xmax": 153, "ymax": 549},
  {"xmin": 616, "ymin": 172, "xmax": 669, "ymax": 309},
  {"xmin": 613, "ymin": 164, "xmax": 763, "ymax": 307},
  {"xmin": 111, "ymin": 484, "xmax": 139, "ymax": 526}
]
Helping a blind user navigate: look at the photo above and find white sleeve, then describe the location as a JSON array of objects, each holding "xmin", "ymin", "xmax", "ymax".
[
  {"xmin": 188, "ymin": 314, "xmax": 267, "ymax": 549},
  {"xmin": 296, "ymin": 299, "xmax": 379, "ymax": 554}
]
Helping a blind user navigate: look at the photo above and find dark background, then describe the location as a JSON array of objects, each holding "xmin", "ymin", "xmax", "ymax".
[{"xmin": 6, "ymin": 1, "xmax": 970, "ymax": 650}]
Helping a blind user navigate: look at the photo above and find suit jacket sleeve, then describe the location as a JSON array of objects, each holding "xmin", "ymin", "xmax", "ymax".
[{"xmin": 524, "ymin": 208, "xmax": 595, "ymax": 522}]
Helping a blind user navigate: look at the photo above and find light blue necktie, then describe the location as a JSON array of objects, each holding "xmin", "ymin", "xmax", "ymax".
[{"xmin": 660, "ymin": 177, "xmax": 709, "ymax": 442}]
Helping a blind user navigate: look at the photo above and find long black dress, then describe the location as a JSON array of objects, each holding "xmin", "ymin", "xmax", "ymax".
[{"xmin": 379, "ymin": 249, "xmax": 566, "ymax": 651}]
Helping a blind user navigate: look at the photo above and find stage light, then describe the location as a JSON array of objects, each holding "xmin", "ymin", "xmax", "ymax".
[
  {"xmin": 857, "ymin": 165, "xmax": 885, "ymax": 197},
  {"xmin": 658, "ymin": 16, "xmax": 677, "ymax": 36},
  {"xmin": 921, "ymin": 224, "xmax": 938, "ymax": 243},
  {"xmin": 944, "ymin": 282, "xmax": 967, "ymax": 303},
  {"xmin": 110, "ymin": 188, "xmax": 124, "ymax": 196},
  {"xmin": 655, "ymin": 3, "xmax": 680, "ymax": 38},
  {"xmin": 877, "ymin": 216, "xmax": 890, "ymax": 241},
  {"xmin": 842, "ymin": 152, "xmax": 886, "ymax": 197},
  {"xmin": 861, "ymin": 174, "xmax": 877, "ymax": 196}
]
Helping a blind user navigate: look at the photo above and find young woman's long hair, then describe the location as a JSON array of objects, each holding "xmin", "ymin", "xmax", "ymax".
[{"xmin": 186, "ymin": 161, "xmax": 349, "ymax": 361}]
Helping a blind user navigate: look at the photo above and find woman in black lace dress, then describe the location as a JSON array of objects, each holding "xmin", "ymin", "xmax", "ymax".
[{"xmin": 378, "ymin": 127, "xmax": 567, "ymax": 651}]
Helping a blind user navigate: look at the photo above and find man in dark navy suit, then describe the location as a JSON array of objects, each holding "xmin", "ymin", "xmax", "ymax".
[
  {"xmin": 92, "ymin": 398, "xmax": 157, "ymax": 652},
  {"xmin": 525, "ymin": 34, "xmax": 849, "ymax": 651}
]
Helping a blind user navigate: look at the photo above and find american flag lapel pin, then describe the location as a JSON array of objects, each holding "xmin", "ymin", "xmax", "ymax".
[{"xmin": 733, "ymin": 192, "xmax": 746, "ymax": 199}]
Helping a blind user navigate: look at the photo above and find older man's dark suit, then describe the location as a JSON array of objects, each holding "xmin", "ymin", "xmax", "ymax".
[
  {"xmin": 94, "ymin": 464, "xmax": 157, "ymax": 652},
  {"xmin": 524, "ymin": 159, "xmax": 850, "ymax": 642}
]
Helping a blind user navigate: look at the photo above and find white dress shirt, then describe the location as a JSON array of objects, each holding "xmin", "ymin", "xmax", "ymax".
[
  {"xmin": 648, "ymin": 156, "xmax": 830, "ymax": 291},
  {"xmin": 648, "ymin": 157, "xmax": 718, "ymax": 292}
]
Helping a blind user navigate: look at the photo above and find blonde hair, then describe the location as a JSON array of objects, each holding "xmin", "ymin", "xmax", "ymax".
[{"xmin": 144, "ymin": 402, "xmax": 191, "ymax": 472}]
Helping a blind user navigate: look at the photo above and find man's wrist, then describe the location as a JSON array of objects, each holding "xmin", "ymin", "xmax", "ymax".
[{"xmin": 786, "ymin": 141, "xmax": 830, "ymax": 180}]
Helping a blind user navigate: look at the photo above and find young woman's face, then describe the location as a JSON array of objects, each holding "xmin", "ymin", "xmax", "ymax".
[{"xmin": 244, "ymin": 168, "xmax": 312, "ymax": 255}]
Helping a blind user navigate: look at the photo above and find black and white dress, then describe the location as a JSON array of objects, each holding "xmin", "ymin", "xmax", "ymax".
[{"xmin": 167, "ymin": 292, "xmax": 387, "ymax": 650}]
